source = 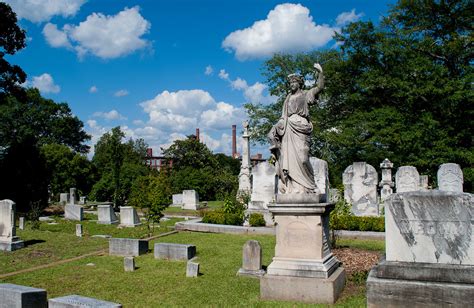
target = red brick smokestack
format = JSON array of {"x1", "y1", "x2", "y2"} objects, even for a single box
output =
[
  {"x1": 232, "y1": 124, "x2": 237, "y2": 158},
  {"x1": 146, "y1": 148, "x2": 153, "y2": 157},
  {"x1": 195, "y1": 128, "x2": 200, "y2": 141}
]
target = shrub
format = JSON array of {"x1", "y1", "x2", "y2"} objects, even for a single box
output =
[
  {"x1": 330, "y1": 200, "x2": 385, "y2": 232},
  {"x1": 249, "y1": 213, "x2": 266, "y2": 227},
  {"x1": 202, "y1": 209, "x2": 244, "y2": 226}
]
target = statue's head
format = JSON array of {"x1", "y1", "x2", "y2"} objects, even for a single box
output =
[{"x1": 287, "y1": 74, "x2": 304, "y2": 90}]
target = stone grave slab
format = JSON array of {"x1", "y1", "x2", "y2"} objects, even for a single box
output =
[
  {"x1": 182, "y1": 190, "x2": 199, "y2": 210},
  {"x1": 119, "y1": 206, "x2": 140, "y2": 227},
  {"x1": 0, "y1": 283, "x2": 47, "y2": 308},
  {"x1": 64, "y1": 204, "x2": 83, "y2": 221},
  {"x1": 97, "y1": 204, "x2": 118, "y2": 224},
  {"x1": 238, "y1": 240, "x2": 265, "y2": 277},
  {"x1": 0, "y1": 200, "x2": 24, "y2": 251},
  {"x1": 48, "y1": 295, "x2": 121, "y2": 308},
  {"x1": 395, "y1": 166, "x2": 420, "y2": 193},
  {"x1": 438, "y1": 163, "x2": 463, "y2": 192},
  {"x1": 154, "y1": 243, "x2": 196, "y2": 261},
  {"x1": 109, "y1": 238, "x2": 148, "y2": 257}
]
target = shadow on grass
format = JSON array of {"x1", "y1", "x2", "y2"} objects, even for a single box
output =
[{"x1": 24, "y1": 239, "x2": 46, "y2": 247}]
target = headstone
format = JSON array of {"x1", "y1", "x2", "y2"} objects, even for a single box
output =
[
  {"x1": 0, "y1": 200, "x2": 24, "y2": 251},
  {"x1": 419, "y1": 175, "x2": 429, "y2": 190},
  {"x1": 379, "y1": 158, "x2": 394, "y2": 201},
  {"x1": 171, "y1": 194, "x2": 183, "y2": 207},
  {"x1": 328, "y1": 189, "x2": 341, "y2": 203},
  {"x1": 119, "y1": 206, "x2": 141, "y2": 227},
  {"x1": 0, "y1": 283, "x2": 47, "y2": 308},
  {"x1": 367, "y1": 191, "x2": 474, "y2": 307},
  {"x1": 69, "y1": 188, "x2": 77, "y2": 205},
  {"x1": 124, "y1": 257, "x2": 135, "y2": 272},
  {"x1": 247, "y1": 161, "x2": 276, "y2": 225},
  {"x1": 238, "y1": 121, "x2": 252, "y2": 196},
  {"x1": 237, "y1": 240, "x2": 265, "y2": 277},
  {"x1": 75, "y1": 224, "x2": 82, "y2": 237},
  {"x1": 19, "y1": 217, "x2": 25, "y2": 230},
  {"x1": 109, "y1": 238, "x2": 148, "y2": 257},
  {"x1": 97, "y1": 204, "x2": 118, "y2": 224},
  {"x1": 343, "y1": 162, "x2": 379, "y2": 216},
  {"x1": 154, "y1": 243, "x2": 196, "y2": 261},
  {"x1": 64, "y1": 204, "x2": 83, "y2": 221},
  {"x1": 309, "y1": 157, "x2": 329, "y2": 202},
  {"x1": 48, "y1": 295, "x2": 122, "y2": 308},
  {"x1": 79, "y1": 196, "x2": 86, "y2": 205},
  {"x1": 59, "y1": 193, "x2": 69, "y2": 204},
  {"x1": 438, "y1": 163, "x2": 463, "y2": 192},
  {"x1": 186, "y1": 259, "x2": 199, "y2": 277},
  {"x1": 395, "y1": 166, "x2": 420, "y2": 193},
  {"x1": 182, "y1": 190, "x2": 199, "y2": 210}
]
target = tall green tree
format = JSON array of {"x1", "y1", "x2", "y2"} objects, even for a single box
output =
[{"x1": 246, "y1": 0, "x2": 473, "y2": 190}]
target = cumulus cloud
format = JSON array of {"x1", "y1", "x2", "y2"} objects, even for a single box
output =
[
  {"x1": 44, "y1": 6, "x2": 151, "y2": 59},
  {"x1": 222, "y1": 3, "x2": 337, "y2": 60},
  {"x1": 27, "y1": 73, "x2": 61, "y2": 93},
  {"x1": 4, "y1": 0, "x2": 86, "y2": 23},
  {"x1": 89, "y1": 85, "x2": 98, "y2": 93},
  {"x1": 114, "y1": 89, "x2": 129, "y2": 97},
  {"x1": 205, "y1": 65, "x2": 213, "y2": 76},
  {"x1": 92, "y1": 110, "x2": 127, "y2": 121},
  {"x1": 336, "y1": 9, "x2": 364, "y2": 26},
  {"x1": 218, "y1": 69, "x2": 229, "y2": 80}
]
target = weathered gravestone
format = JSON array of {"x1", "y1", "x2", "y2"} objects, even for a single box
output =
[
  {"x1": 64, "y1": 204, "x2": 83, "y2": 221},
  {"x1": 171, "y1": 194, "x2": 183, "y2": 207},
  {"x1": 75, "y1": 224, "x2": 82, "y2": 237},
  {"x1": 119, "y1": 206, "x2": 141, "y2": 227},
  {"x1": 69, "y1": 188, "x2": 77, "y2": 205},
  {"x1": 124, "y1": 257, "x2": 135, "y2": 272},
  {"x1": 379, "y1": 158, "x2": 394, "y2": 202},
  {"x1": 79, "y1": 196, "x2": 86, "y2": 205},
  {"x1": 247, "y1": 161, "x2": 276, "y2": 225},
  {"x1": 309, "y1": 157, "x2": 329, "y2": 202},
  {"x1": 0, "y1": 283, "x2": 47, "y2": 308},
  {"x1": 154, "y1": 243, "x2": 196, "y2": 261},
  {"x1": 343, "y1": 162, "x2": 379, "y2": 216},
  {"x1": 182, "y1": 190, "x2": 199, "y2": 210},
  {"x1": 59, "y1": 193, "x2": 69, "y2": 204},
  {"x1": 19, "y1": 217, "x2": 25, "y2": 230},
  {"x1": 97, "y1": 204, "x2": 118, "y2": 224},
  {"x1": 367, "y1": 190, "x2": 474, "y2": 307},
  {"x1": 419, "y1": 175, "x2": 429, "y2": 190},
  {"x1": 186, "y1": 258, "x2": 200, "y2": 277},
  {"x1": 237, "y1": 240, "x2": 265, "y2": 277},
  {"x1": 438, "y1": 163, "x2": 463, "y2": 192},
  {"x1": 395, "y1": 166, "x2": 420, "y2": 193},
  {"x1": 109, "y1": 238, "x2": 148, "y2": 257},
  {"x1": 0, "y1": 200, "x2": 24, "y2": 251},
  {"x1": 48, "y1": 295, "x2": 122, "y2": 308}
]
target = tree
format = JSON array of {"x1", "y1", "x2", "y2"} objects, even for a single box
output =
[
  {"x1": 0, "y1": 2, "x2": 26, "y2": 99},
  {"x1": 162, "y1": 135, "x2": 218, "y2": 171},
  {"x1": 246, "y1": 0, "x2": 473, "y2": 190}
]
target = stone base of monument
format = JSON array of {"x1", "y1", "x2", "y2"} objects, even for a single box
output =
[
  {"x1": 367, "y1": 260, "x2": 474, "y2": 307},
  {"x1": 0, "y1": 237, "x2": 24, "y2": 251},
  {"x1": 260, "y1": 194, "x2": 345, "y2": 304}
]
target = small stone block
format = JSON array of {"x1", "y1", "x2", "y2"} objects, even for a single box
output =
[
  {"x1": 19, "y1": 217, "x2": 25, "y2": 230},
  {"x1": 0, "y1": 283, "x2": 47, "y2": 308},
  {"x1": 124, "y1": 257, "x2": 135, "y2": 272},
  {"x1": 48, "y1": 295, "x2": 122, "y2": 308},
  {"x1": 75, "y1": 224, "x2": 82, "y2": 237},
  {"x1": 109, "y1": 238, "x2": 148, "y2": 257},
  {"x1": 64, "y1": 204, "x2": 83, "y2": 221},
  {"x1": 186, "y1": 260, "x2": 199, "y2": 277},
  {"x1": 97, "y1": 204, "x2": 118, "y2": 225},
  {"x1": 154, "y1": 243, "x2": 196, "y2": 260}
]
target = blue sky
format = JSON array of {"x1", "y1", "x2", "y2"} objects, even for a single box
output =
[{"x1": 5, "y1": 0, "x2": 395, "y2": 157}]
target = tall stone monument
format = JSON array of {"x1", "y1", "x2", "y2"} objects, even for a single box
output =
[
  {"x1": 343, "y1": 162, "x2": 379, "y2": 216},
  {"x1": 261, "y1": 64, "x2": 345, "y2": 304},
  {"x1": 247, "y1": 161, "x2": 276, "y2": 226},
  {"x1": 395, "y1": 166, "x2": 420, "y2": 193},
  {"x1": 237, "y1": 121, "x2": 252, "y2": 197},
  {"x1": 438, "y1": 163, "x2": 463, "y2": 192},
  {"x1": 0, "y1": 200, "x2": 24, "y2": 251},
  {"x1": 379, "y1": 158, "x2": 394, "y2": 202},
  {"x1": 367, "y1": 190, "x2": 474, "y2": 306}
]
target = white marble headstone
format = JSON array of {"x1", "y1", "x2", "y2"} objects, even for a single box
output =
[
  {"x1": 249, "y1": 161, "x2": 276, "y2": 210},
  {"x1": 438, "y1": 163, "x2": 463, "y2": 192},
  {"x1": 309, "y1": 157, "x2": 329, "y2": 202},
  {"x1": 343, "y1": 162, "x2": 379, "y2": 216},
  {"x1": 395, "y1": 166, "x2": 420, "y2": 193}
]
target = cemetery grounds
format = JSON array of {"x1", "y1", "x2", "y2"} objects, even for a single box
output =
[{"x1": 0, "y1": 209, "x2": 383, "y2": 307}]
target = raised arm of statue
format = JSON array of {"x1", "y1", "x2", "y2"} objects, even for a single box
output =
[{"x1": 307, "y1": 63, "x2": 324, "y2": 104}]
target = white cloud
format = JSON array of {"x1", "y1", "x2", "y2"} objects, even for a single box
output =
[
  {"x1": 205, "y1": 65, "x2": 213, "y2": 76},
  {"x1": 4, "y1": 0, "x2": 86, "y2": 23},
  {"x1": 222, "y1": 3, "x2": 337, "y2": 60},
  {"x1": 114, "y1": 89, "x2": 129, "y2": 97},
  {"x1": 89, "y1": 85, "x2": 98, "y2": 93},
  {"x1": 336, "y1": 9, "x2": 364, "y2": 26},
  {"x1": 218, "y1": 69, "x2": 229, "y2": 80},
  {"x1": 43, "y1": 23, "x2": 72, "y2": 48},
  {"x1": 44, "y1": 6, "x2": 151, "y2": 59},
  {"x1": 92, "y1": 110, "x2": 127, "y2": 121},
  {"x1": 201, "y1": 102, "x2": 246, "y2": 130},
  {"x1": 28, "y1": 73, "x2": 61, "y2": 93}
]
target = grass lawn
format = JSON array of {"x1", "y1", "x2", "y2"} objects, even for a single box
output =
[
  {"x1": 0, "y1": 229, "x2": 383, "y2": 307},
  {"x1": 0, "y1": 215, "x2": 181, "y2": 275}
]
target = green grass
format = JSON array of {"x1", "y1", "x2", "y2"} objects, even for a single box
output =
[
  {"x1": 336, "y1": 238, "x2": 385, "y2": 251},
  {"x1": 0, "y1": 217, "x2": 182, "y2": 275},
  {"x1": 163, "y1": 200, "x2": 223, "y2": 216},
  {"x1": 1, "y1": 231, "x2": 374, "y2": 307}
]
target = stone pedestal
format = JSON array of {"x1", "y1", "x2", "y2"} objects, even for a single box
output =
[
  {"x1": 119, "y1": 206, "x2": 141, "y2": 227},
  {"x1": 260, "y1": 194, "x2": 345, "y2": 304},
  {"x1": 64, "y1": 204, "x2": 83, "y2": 221},
  {"x1": 182, "y1": 190, "x2": 199, "y2": 210},
  {"x1": 97, "y1": 204, "x2": 118, "y2": 224},
  {"x1": 0, "y1": 200, "x2": 24, "y2": 252}
]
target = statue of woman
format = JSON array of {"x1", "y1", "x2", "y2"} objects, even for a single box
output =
[{"x1": 268, "y1": 63, "x2": 324, "y2": 194}]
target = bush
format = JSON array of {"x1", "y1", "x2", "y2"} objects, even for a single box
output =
[
  {"x1": 330, "y1": 200, "x2": 385, "y2": 232},
  {"x1": 249, "y1": 213, "x2": 266, "y2": 227},
  {"x1": 202, "y1": 209, "x2": 244, "y2": 226}
]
